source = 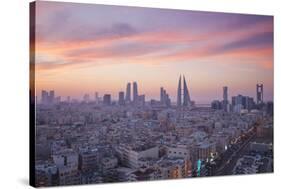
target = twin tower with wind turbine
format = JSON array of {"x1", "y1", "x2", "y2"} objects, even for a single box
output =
[{"x1": 177, "y1": 75, "x2": 193, "y2": 107}]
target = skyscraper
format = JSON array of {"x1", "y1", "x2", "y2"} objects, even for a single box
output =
[
  {"x1": 138, "y1": 94, "x2": 145, "y2": 106},
  {"x1": 232, "y1": 94, "x2": 254, "y2": 112},
  {"x1": 160, "y1": 87, "x2": 164, "y2": 103},
  {"x1": 183, "y1": 76, "x2": 191, "y2": 106},
  {"x1": 118, "y1": 91, "x2": 125, "y2": 105},
  {"x1": 177, "y1": 75, "x2": 191, "y2": 107},
  {"x1": 41, "y1": 90, "x2": 56, "y2": 105},
  {"x1": 160, "y1": 87, "x2": 171, "y2": 107},
  {"x1": 223, "y1": 86, "x2": 228, "y2": 102},
  {"x1": 256, "y1": 84, "x2": 263, "y2": 104},
  {"x1": 133, "y1": 82, "x2": 138, "y2": 103},
  {"x1": 41, "y1": 90, "x2": 48, "y2": 104},
  {"x1": 103, "y1": 94, "x2": 111, "y2": 105},
  {"x1": 222, "y1": 86, "x2": 229, "y2": 111},
  {"x1": 177, "y1": 75, "x2": 182, "y2": 107},
  {"x1": 125, "y1": 83, "x2": 131, "y2": 102},
  {"x1": 49, "y1": 90, "x2": 55, "y2": 104}
]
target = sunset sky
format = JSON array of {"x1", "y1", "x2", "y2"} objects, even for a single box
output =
[{"x1": 34, "y1": 1, "x2": 273, "y2": 103}]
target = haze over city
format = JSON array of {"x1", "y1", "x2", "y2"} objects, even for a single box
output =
[{"x1": 34, "y1": 1, "x2": 273, "y2": 103}]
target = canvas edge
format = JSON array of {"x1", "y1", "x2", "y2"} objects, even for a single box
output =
[{"x1": 29, "y1": 1, "x2": 36, "y2": 187}]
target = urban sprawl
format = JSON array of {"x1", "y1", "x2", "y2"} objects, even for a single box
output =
[{"x1": 35, "y1": 75, "x2": 273, "y2": 187}]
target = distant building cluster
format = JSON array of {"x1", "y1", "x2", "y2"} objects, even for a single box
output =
[
  {"x1": 211, "y1": 84, "x2": 273, "y2": 116},
  {"x1": 41, "y1": 90, "x2": 60, "y2": 105},
  {"x1": 34, "y1": 76, "x2": 273, "y2": 187},
  {"x1": 101, "y1": 81, "x2": 146, "y2": 107}
]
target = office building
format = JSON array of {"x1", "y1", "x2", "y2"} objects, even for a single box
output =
[
  {"x1": 256, "y1": 84, "x2": 263, "y2": 104},
  {"x1": 118, "y1": 91, "x2": 125, "y2": 106},
  {"x1": 125, "y1": 83, "x2": 131, "y2": 102},
  {"x1": 137, "y1": 94, "x2": 145, "y2": 106},
  {"x1": 222, "y1": 86, "x2": 229, "y2": 112},
  {"x1": 211, "y1": 100, "x2": 222, "y2": 110},
  {"x1": 49, "y1": 90, "x2": 55, "y2": 104},
  {"x1": 177, "y1": 75, "x2": 182, "y2": 107},
  {"x1": 223, "y1": 86, "x2": 228, "y2": 102},
  {"x1": 103, "y1": 94, "x2": 111, "y2": 106},
  {"x1": 41, "y1": 90, "x2": 55, "y2": 105},
  {"x1": 160, "y1": 87, "x2": 164, "y2": 103},
  {"x1": 160, "y1": 87, "x2": 171, "y2": 107},
  {"x1": 133, "y1": 82, "x2": 138, "y2": 103},
  {"x1": 232, "y1": 95, "x2": 255, "y2": 112},
  {"x1": 41, "y1": 90, "x2": 49, "y2": 104},
  {"x1": 177, "y1": 75, "x2": 191, "y2": 107},
  {"x1": 183, "y1": 76, "x2": 191, "y2": 106}
]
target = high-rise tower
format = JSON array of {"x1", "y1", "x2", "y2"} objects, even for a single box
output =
[
  {"x1": 49, "y1": 90, "x2": 55, "y2": 104},
  {"x1": 177, "y1": 75, "x2": 191, "y2": 107},
  {"x1": 125, "y1": 83, "x2": 131, "y2": 102},
  {"x1": 118, "y1": 91, "x2": 125, "y2": 105},
  {"x1": 160, "y1": 87, "x2": 171, "y2": 107},
  {"x1": 256, "y1": 84, "x2": 263, "y2": 104},
  {"x1": 41, "y1": 90, "x2": 48, "y2": 104},
  {"x1": 223, "y1": 86, "x2": 228, "y2": 102},
  {"x1": 222, "y1": 86, "x2": 229, "y2": 112},
  {"x1": 133, "y1": 82, "x2": 138, "y2": 102},
  {"x1": 160, "y1": 87, "x2": 164, "y2": 103},
  {"x1": 177, "y1": 75, "x2": 182, "y2": 107},
  {"x1": 183, "y1": 76, "x2": 191, "y2": 106},
  {"x1": 103, "y1": 94, "x2": 111, "y2": 105}
]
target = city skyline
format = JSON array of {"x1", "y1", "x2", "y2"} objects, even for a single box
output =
[
  {"x1": 38, "y1": 79, "x2": 270, "y2": 105},
  {"x1": 34, "y1": 1, "x2": 273, "y2": 103}
]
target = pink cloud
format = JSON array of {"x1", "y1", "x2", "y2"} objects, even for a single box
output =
[{"x1": 35, "y1": 18, "x2": 273, "y2": 71}]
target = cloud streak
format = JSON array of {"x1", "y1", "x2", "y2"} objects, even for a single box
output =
[
  {"x1": 35, "y1": 16, "x2": 273, "y2": 71},
  {"x1": 33, "y1": 1, "x2": 273, "y2": 102}
]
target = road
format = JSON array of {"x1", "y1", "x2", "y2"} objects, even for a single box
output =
[{"x1": 214, "y1": 133, "x2": 256, "y2": 176}]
